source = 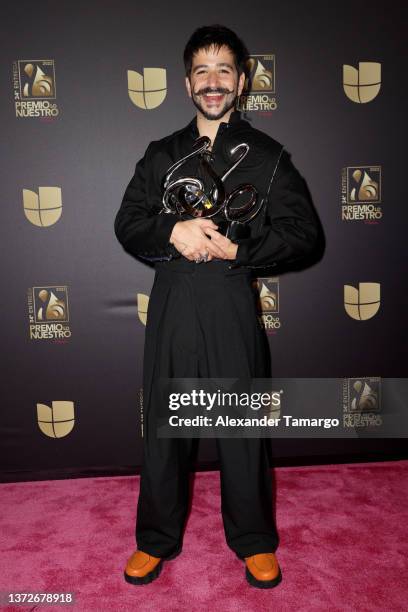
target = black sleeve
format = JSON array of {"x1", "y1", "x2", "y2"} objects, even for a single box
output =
[
  {"x1": 114, "y1": 143, "x2": 181, "y2": 261},
  {"x1": 235, "y1": 150, "x2": 319, "y2": 268}
]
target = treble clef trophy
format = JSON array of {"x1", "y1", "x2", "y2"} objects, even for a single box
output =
[{"x1": 160, "y1": 135, "x2": 263, "y2": 241}]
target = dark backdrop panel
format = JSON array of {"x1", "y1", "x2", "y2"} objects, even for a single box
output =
[{"x1": 1, "y1": 0, "x2": 407, "y2": 482}]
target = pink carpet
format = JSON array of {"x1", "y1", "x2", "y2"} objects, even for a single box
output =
[{"x1": 1, "y1": 460, "x2": 407, "y2": 611}]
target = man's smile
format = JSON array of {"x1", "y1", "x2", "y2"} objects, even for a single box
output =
[
  {"x1": 202, "y1": 92, "x2": 225, "y2": 105},
  {"x1": 194, "y1": 89, "x2": 232, "y2": 108}
]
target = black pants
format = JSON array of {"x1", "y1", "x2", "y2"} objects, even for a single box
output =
[{"x1": 135, "y1": 258, "x2": 279, "y2": 559}]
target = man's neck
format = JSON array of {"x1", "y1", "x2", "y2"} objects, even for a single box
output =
[{"x1": 196, "y1": 108, "x2": 235, "y2": 147}]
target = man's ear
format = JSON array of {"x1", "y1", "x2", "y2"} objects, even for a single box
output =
[
  {"x1": 237, "y1": 72, "x2": 246, "y2": 97},
  {"x1": 185, "y1": 76, "x2": 192, "y2": 98}
]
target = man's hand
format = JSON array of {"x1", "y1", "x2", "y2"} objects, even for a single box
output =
[
  {"x1": 203, "y1": 227, "x2": 238, "y2": 260},
  {"x1": 170, "y1": 219, "x2": 237, "y2": 262}
]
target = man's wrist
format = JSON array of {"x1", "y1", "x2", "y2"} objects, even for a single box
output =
[
  {"x1": 227, "y1": 242, "x2": 239, "y2": 260},
  {"x1": 169, "y1": 220, "x2": 182, "y2": 245}
]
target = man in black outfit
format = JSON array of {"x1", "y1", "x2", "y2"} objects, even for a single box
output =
[{"x1": 115, "y1": 24, "x2": 319, "y2": 588}]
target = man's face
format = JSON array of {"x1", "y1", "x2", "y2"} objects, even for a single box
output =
[{"x1": 185, "y1": 44, "x2": 245, "y2": 121}]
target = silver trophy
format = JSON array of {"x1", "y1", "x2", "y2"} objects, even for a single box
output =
[{"x1": 160, "y1": 135, "x2": 263, "y2": 240}]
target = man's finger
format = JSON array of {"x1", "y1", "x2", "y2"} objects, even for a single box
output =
[
  {"x1": 195, "y1": 218, "x2": 219, "y2": 228},
  {"x1": 204, "y1": 227, "x2": 231, "y2": 246},
  {"x1": 202, "y1": 238, "x2": 228, "y2": 259}
]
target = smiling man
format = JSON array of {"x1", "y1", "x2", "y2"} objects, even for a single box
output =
[{"x1": 115, "y1": 24, "x2": 320, "y2": 589}]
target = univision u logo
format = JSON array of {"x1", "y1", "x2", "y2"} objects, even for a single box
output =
[
  {"x1": 127, "y1": 67, "x2": 167, "y2": 109},
  {"x1": 343, "y1": 62, "x2": 381, "y2": 103}
]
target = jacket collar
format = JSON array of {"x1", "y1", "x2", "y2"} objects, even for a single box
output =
[{"x1": 188, "y1": 109, "x2": 243, "y2": 138}]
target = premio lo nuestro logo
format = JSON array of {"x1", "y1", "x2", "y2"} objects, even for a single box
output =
[
  {"x1": 341, "y1": 166, "x2": 382, "y2": 222},
  {"x1": 343, "y1": 377, "x2": 382, "y2": 428},
  {"x1": 13, "y1": 59, "x2": 59, "y2": 118},
  {"x1": 27, "y1": 286, "x2": 71, "y2": 340},
  {"x1": 252, "y1": 277, "x2": 281, "y2": 333},
  {"x1": 237, "y1": 55, "x2": 277, "y2": 113}
]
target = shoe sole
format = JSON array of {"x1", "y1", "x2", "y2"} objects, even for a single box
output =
[
  {"x1": 245, "y1": 565, "x2": 282, "y2": 589},
  {"x1": 124, "y1": 548, "x2": 182, "y2": 586}
]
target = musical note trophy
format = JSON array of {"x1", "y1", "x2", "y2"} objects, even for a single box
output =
[{"x1": 160, "y1": 136, "x2": 263, "y2": 242}]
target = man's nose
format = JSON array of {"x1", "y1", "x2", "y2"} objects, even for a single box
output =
[{"x1": 207, "y1": 70, "x2": 220, "y2": 88}]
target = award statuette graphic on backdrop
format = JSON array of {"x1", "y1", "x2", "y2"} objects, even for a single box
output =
[{"x1": 160, "y1": 136, "x2": 262, "y2": 241}]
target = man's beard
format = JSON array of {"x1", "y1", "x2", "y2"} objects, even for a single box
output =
[{"x1": 191, "y1": 86, "x2": 238, "y2": 121}]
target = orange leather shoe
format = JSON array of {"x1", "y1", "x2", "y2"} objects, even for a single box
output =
[
  {"x1": 124, "y1": 548, "x2": 180, "y2": 585},
  {"x1": 245, "y1": 553, "x2": 282, "y2": 589},
  {"x1": 124, "y1": 550, "x2": 163, "y2": 585}
]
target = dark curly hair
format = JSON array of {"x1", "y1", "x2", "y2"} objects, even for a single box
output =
[{"x1": 183, "y1": 24, "x2": 249, "y2": 78}]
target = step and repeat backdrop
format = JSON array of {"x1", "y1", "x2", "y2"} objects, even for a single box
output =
[{"x1": 1, "y1": 1, "x2": 407, "y2": 481}]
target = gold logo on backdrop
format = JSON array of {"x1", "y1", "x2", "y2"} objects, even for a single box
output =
[
  {"x1": 256, "y1": 279, "x2": 279, "y2": 313},
  {"x1": 36, "y1": 289, "x2": 67, "y2": 321},
  {"x1": 344, "y1": 283, "x2": 381, "y2": 320},
  {"x1": 127, "y1": 68, "x2": 167, "y2": 109},
  {"x1": 22, "y1": 63, "x2": 55, "y2": 98},
  {"x1": 237, "y1": 55, "x2": 277, "y2": 113},
  {"x1": 13, "y1": 59, "x2": 59, "y2": 118},
  {"x1": 349, "y1": 168, "x2": 379, "y2": 202},
  {"x1": 350, "y1": 379, "x2": 380, "y2": 412},
  {"x1": 343, "y1": 62, "x2": 381, "y2": 103},
  {"x1": 37, "y1": 401, "x2": 75, "y2": 438},
  {"x1": 28, "y1": 286, "x2": 71, "y2": 340},
  {"x1": 137, "y1": 293, "x2": 149, "y2": 325},
  {"x1": 341, "y1": 166, "x2": 382, "y2": 222},
  {"x1": 343, "y1": 378, "x2": 382, "y2": 428},
  {"x1": 252, "y1": 277, "x2": 281, "y2": 333},
  {"x1": 246, "y1": 57, "x2": 274, "y2": 91},
  {"x1": 23, "y1": 187, "x2": 62, "y2": 226}
]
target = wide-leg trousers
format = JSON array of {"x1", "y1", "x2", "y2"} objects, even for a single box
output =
[{"x1": 135, "y1": 258, "x2": 279, "y2": 559}]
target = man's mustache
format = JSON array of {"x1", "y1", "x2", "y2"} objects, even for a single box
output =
[{"x1": 194, "y1": 87, "x2": 235, "y2": 96}]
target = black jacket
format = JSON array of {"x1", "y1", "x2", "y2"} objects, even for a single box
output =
[{"x1": 114, "y1": 110, "x2": 319, "y2": 270}]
